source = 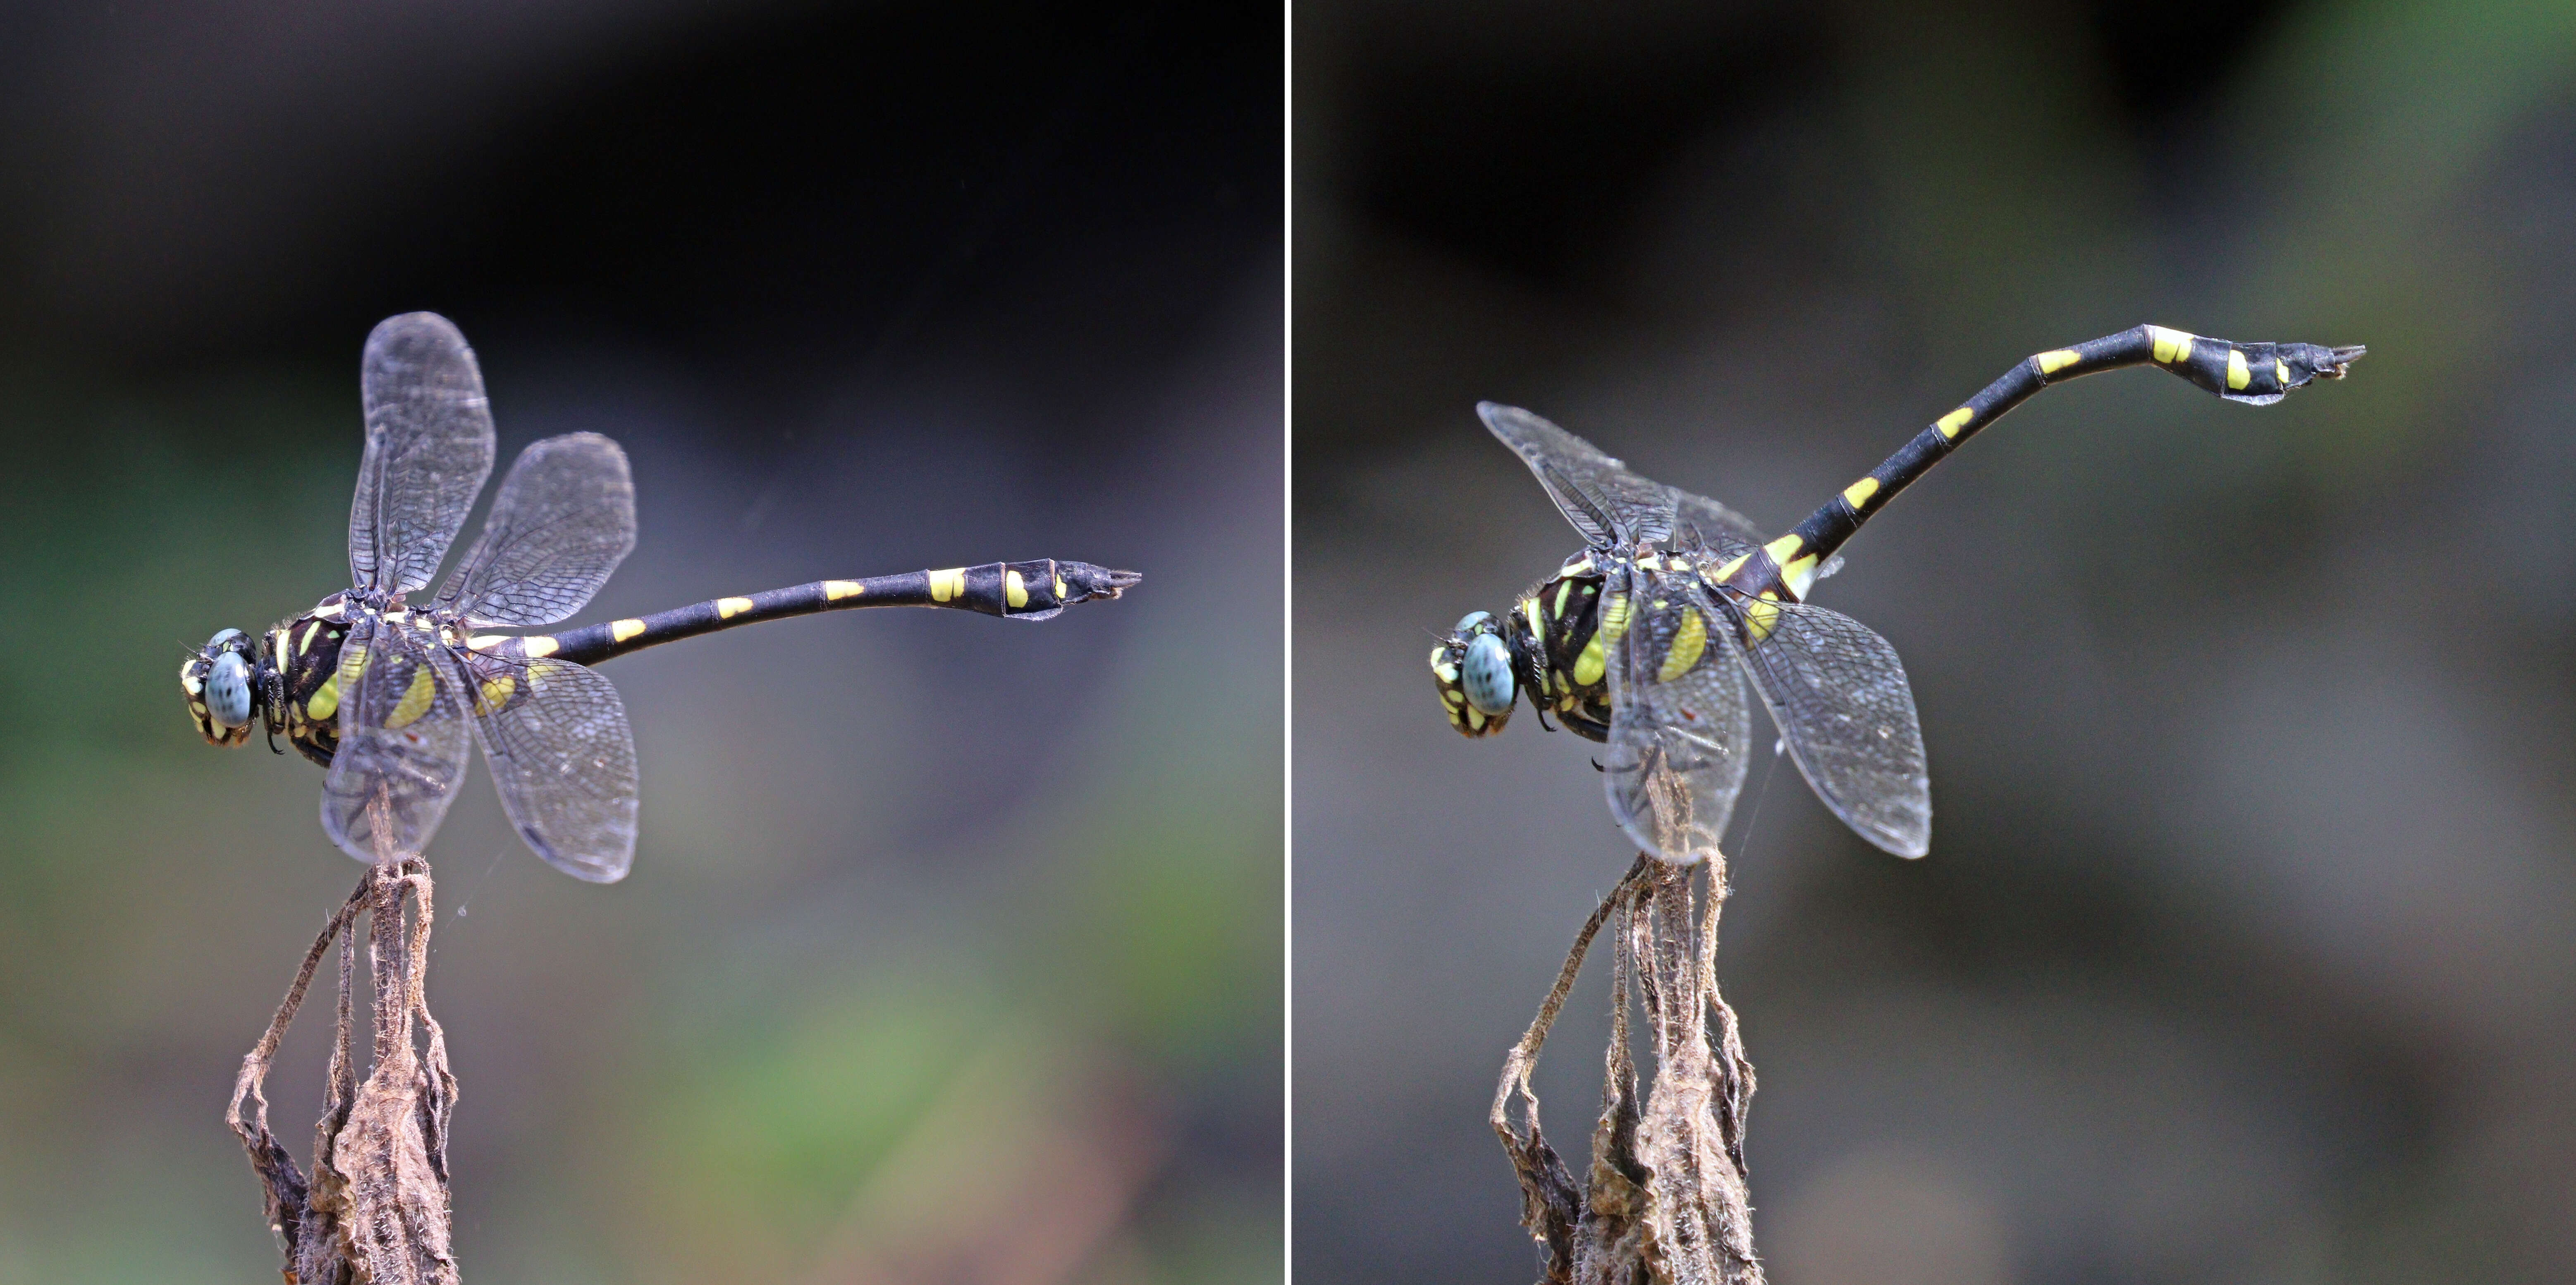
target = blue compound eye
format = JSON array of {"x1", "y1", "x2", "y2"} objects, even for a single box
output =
[
  {"x1": 1453, "y1": 610, "x2": 1494, "y2": 637},
  {"x1": 1461, "y1": 631, "x2": 1515, "y2": 715},
  {"x1": 207, "y1": 649, "x2": 253, "y2": 730}
]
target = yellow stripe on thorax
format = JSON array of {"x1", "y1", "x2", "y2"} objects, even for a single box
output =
[
  {"x1": 384, "y1": 666, "x2": 436, "y2": 730},
  {"x1": 308, "y1": 640, "x2": 370, "y2": 721},
  {"x1": 1599, "y1": 592, "x2": 1632, "y2": 642},
  {"x1": 1743, "y1": 591, "x2": 1783, "y2": 641},
  {"x1": 1656, "y1": 608, "x2": 1709, "y2": 682}
]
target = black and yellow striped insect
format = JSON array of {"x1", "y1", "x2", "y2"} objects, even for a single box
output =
[
  {"x1": 1429, "y1": 324, "x2": 2361, "y2": 861},
  {"x1": 180, "y1": 313, "x2": 1139, "y2": 882}
]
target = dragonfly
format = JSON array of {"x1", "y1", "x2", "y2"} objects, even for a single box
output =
[
  {"x1": 1429, "y1": 324, "x2": 2361, "y2": 861},
  {"x1": 180, "y1": 312, "x2": 1140, "y2": 882}
]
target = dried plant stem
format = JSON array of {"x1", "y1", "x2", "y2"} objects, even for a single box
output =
[
  {"x1": 227, "y1": 857, "x2": 460, "y2": 1284},
  {"x1": 1494, "y1": 854, "x2": 1761, "y2": 1285}
]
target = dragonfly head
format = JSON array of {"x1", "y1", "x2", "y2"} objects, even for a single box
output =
[
  {"x1": 181, "y1": 627, "x2": 260, "y2": 747},
  {"x1": 1431, "y1": 610, "x2": 1517, "y2": 738}
]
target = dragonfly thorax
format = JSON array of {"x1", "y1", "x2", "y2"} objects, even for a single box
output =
[
  {"x1": 1509, "y1": 559, "x2": 1613, "y2": 742},
  {"x1": 262, "y1": 608, "x2": 359, "y2": 767}
]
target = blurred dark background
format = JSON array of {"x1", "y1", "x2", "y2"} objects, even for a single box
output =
[
  {"x1": 0, "y1": 2, "x2": 1279, "y2": 1281},
  {"x1": 1295, "y1": 2, "x2": 2576, "y2": 1283}
]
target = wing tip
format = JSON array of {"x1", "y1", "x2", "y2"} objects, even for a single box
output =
[
  {"x1": 516, "y1": 819, "x2": 634, "y2": 880},
  {"x1": 534, "y1": 842, "x2": 633, "y2": 885},
  {"x1": 1870, "y1": 822, "x2": 1931, "y2": 859},
  {"x1": 367, "y1": 310, "x2": 468, "y2": 354}
]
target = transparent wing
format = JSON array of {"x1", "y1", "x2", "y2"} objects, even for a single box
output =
[
  {"x1": 320, "y1": 615, "x2": 475, "y2": 863},
  {"x1": 1601, "y1": 572, "x2": 1754, "y2": 863},
  {"x1": 435, "y1": 433, "x2": 637, "y2": 627},
  {"x1": 1478, "y1": 403, "x2": 1676, "y2": 549},
  {"x1": 1667, "y1": 487, "x2": 1766, "y2": 563},
  {"x1": 349, "y1": 313, "x2": 498, "y2": 594},
  {"x1": 465, "y1": 650, "x2": 638, "y2": 883},
  {"x1": 1731, "y1": 598, "x2": 1930, "y2": 857}
]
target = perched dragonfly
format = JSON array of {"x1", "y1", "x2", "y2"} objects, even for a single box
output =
[
  {"x1": 1430, "y1": 324, "x2": 2361, "y2": 861},
  {"x1": 181, "y1": 313, "x2": 1138, "y2": 882}
]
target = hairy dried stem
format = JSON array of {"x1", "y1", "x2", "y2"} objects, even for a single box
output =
[
  {"x1": 228, "y1": 858, "x2": 459, "y2": 1284},
  {"x1": 1494, "y1": 855, "x2": 1761, "y2": 1285}
]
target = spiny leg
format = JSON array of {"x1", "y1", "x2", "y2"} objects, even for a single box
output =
[{"x1": 1732, "y1": 325, "x2": 2363, "y2": 598}]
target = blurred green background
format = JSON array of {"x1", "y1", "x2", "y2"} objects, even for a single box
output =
[
  {"x1": 1296, "y1": 1, "x2": 2576, "y2": 1282},
  {"x1": 0, "y1": 3, "x2": 1279, "y2": 1282}
]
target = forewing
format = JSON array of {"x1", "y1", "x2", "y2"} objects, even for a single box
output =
[
  {"x1": 1667, "y1": 487, "x2": 1766, "y2": 563},
  {"x1": 436, "y1": 433, "x2": 638, "y2": 627},
  {"x1": 320, "y1": 616, "x2": 474, "y2": 863},
  {"x1": 1732, "y1": 598, "x2": 1930, "y2": 857},
  {"x1": 350, "y1": 313, "x2": 497, "y2": 594},
  {"x1": 1478, "y1": 403, "x2": 1676, "y2": 548},
  {"x1": 467, "y1": 651, "x2": 638, "y2": 883},
  {"x1": 1601, "y1": 572, "x2": 1754, "y2": 863}
]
